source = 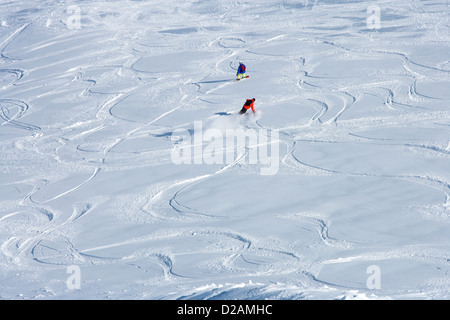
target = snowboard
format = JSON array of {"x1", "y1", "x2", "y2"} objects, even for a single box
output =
[{"x1": 235, "y1": 75, "x2": 249, "y2": 82}]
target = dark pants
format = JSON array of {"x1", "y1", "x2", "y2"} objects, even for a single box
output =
[{"x1": 239, "y1": 107, "x2": 247, "y2": 114}]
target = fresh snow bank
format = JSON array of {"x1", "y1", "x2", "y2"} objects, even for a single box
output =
[{"x1": 0, "y1": 0, "x2": 449, "y2": 299}]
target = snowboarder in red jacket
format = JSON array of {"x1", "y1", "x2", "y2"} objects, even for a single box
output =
[{"x1": 239, "y1": 98, "x2": 255, "y2": 114}]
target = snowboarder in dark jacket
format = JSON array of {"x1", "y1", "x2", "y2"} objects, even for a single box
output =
[{"x1": 239, "y1": 98, "x2": 255, "y2": 114}]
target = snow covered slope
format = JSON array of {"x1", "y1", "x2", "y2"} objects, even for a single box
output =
[{"x1": 0, "y1": 0, "x2": 449, "y2": 299}]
